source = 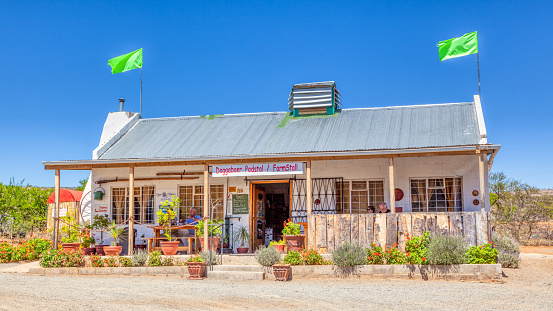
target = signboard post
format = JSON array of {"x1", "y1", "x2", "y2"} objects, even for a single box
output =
[{"x1": 232, "y1": 194, "x2": 249, "y2": 214}]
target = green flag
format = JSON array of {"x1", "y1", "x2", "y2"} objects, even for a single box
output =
[
  {"x1": 108, "y1": 48, "x2": 143, "y2": 74},
  {"x1": 438, "y1": 32, "x2": 478, "y2": 62}
]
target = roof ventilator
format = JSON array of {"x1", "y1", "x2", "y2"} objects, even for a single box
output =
[{"x1": 288, "y1": 81, "x2": 341, "y2": 116}]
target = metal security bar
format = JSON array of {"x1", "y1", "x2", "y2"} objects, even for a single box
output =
[{"x1": 291, "y1": 178, "x2": 343, "y2": 223}]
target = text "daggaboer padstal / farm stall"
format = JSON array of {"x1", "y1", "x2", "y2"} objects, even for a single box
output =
[{"x1": 212, "y1": 163, "x2": 304, "y2": 177}]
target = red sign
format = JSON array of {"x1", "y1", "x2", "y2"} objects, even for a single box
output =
[{"x1": 94, "y1": 206, "x2": 108, "y2": 213}]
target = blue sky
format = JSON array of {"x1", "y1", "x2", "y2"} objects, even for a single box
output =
[{"x1": 0, "y1": 1, "x2": 551, "y2": 188}]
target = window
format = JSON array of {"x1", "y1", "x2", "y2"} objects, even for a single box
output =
[
  {"x1": 410, "y1": 177, "x2": 463, "y2": 212},
  {"x1": 111, "y1": 186, "x2": 156, "y2": 224},
  {"x1": 336, "y1": 180, "x2": 384, "y2": 214},
  {"x1": 179, "y1": 185, "x2": 224, "y2": 220}
]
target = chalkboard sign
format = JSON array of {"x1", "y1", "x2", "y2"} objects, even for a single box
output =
[{"x1": 232, "y1": 194, "x2": 249, "y2": 214}]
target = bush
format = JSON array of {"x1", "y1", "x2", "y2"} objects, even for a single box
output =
[
  {"x1": 161, "y1": 256, "x2": 174, "y2": 266},
  {"x1": 466, "y1": 243, "x2": 498, "y2": 264},
  {"x1": 367, "y1": 244, "x2": 384, "y2": 264},
  {"x1": 0, "y1": 242, "x2": 15, "y2": 263},
  {"x1": 148, "y1": 251, "x2": 162, "y2": 266},
  {"x1": 332, "y1": 243, "x2": 367, "y2": 266},
  {"x1": 0, "y1": 239, "x2": 52, "y2": 263},
  {"x1": 492, "y1": 235, "x2": 520, "y2": 268},
  {"x1": 103, "y1": 256, "x2": 118, "y2": 267},
  {"x1": 119, "y1": 256, "x2": 132, "y2": 267},
  {"x1": 301, "y1": 249, "x2": 323, "y2": 265},
  {"x1": 40, "y1": 249, "x2": 84, "y2": 268},
  {"x1": 405, "y1": 232, "x2": 430, "y2": 264},
  {"x1": 200, "y1": 251, "x2": 221, "y2": 265},
  {"x1": 132, "y1": 249, "x2": 148, "y2": 267},
  {"x1": 90, "y1": 254, "x2": 104, "y2": 267},
  {"x1": 426, "y1": 233, "x2": 467, "y2": 265},
  {"x1": 385, "y1": 246, "x2": 407, "y2": 265},
  {"x1": 255, "y1": 246, "x2": 281, "y2": 266},
  {"x1": 283, "y1": 250, "x2": 303, "y2": 265}
]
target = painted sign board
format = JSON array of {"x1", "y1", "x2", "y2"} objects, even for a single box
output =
[
  {"x1": 232, "y1": 194, "x2": 249, "y2": 214},
  {"x1": 94, "y1": 206, "x2": 108, "y2": 213},
  {"x1": 212, "y1": 163, "x2": 304, "y2": 177}
]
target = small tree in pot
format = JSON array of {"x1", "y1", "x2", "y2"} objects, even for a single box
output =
[
  {"x1": 233, "y1": 225, "x2": 250, "y2": 254},
  {"x1": 282, "y1": 219, "x2": 304, "y2": 252},
  {"x1": 195, "y1": 218, "x2": 223, "y2": 252},
  {"x1": 103, "y1": 221, "x2": 126, "y2": 255},
  {"x1": 156, "y1": 195, "x2": 181, "y2": 255}
]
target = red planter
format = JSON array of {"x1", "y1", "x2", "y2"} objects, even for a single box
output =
[
  {"x1": 61, "y1": 243, "x2": 81, "y2": 251},
  {"x1": 82, "y1": 247, "x2": 96, "y2": 255},
  {"x1": 160, "y1": 241, "x2": 180, "y2": 255},
  {"x1": 103, "y1": 246, "x2": 122, "y2": 256},
  {"x1": 199, "y1": 236, "x2": 220, "y2": 252},
  {"x1": 273, "y1": 244, "x2": 285, "y2": 253},
  {"x1": 272, "y1": 264, "x2": 291, "y2": 281},
  {"x1": 236, "y1": 247, "x2": 249, "y2": 254},
  {"x1": 284, "y1": 235, "x2": 305, "y2": 252},
  {"x1": 95, "y1": 245, "x2": 105, "y2": 256},
  {"x1": 187, "y1": 262, "x2": 206, "y2": 280}
]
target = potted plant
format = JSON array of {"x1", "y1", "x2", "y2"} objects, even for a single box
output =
[
  {"x1": 272, "y1": 262, "x2": 291, "y2": 281},
  {"x1": 81, "y1": 236, "x2": 96, "y2": 255},
  {"x1": 156, "y1": 195, "x2": 181, "y2": 255},
  {"x1": 196, "y1": 218, "x2": 223, "y2": 252},
  {"x1": 269, "y1": 240, "x2": 286, "y2": 253},
  {"x1": 222, "y1": 235, "x2": 230, "y2": 249},
  {"x1": 60, "y1": 210, "x2": 82, "y2": 251},
  {"x1": 103, "y1": 220, "x2": 125, "y2": 255},
  {"x1": 233, "y1": 225, "x2": 250, "y2": 254},
  {"x1": 186, "y1": 255, "x2": 206, "y2": 280},
  {"x1": 282, "y1": 219, "x2": 304, "y2": 252},
  {"x1": 90, "y1": 214, "x2": 110, "y2": 256}
]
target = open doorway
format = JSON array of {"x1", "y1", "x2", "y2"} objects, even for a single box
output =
[{"x1": 250, "y1": 181, "x2": 291, "y2": 250}]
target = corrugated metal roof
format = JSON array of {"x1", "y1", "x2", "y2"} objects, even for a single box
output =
[{"x1": 99, "y1": 102, "x2": 482, "y2": 160}]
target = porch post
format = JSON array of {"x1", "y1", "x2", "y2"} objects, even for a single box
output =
[
  {"x1": 388, "y1": 158, "x2": 395, "y2": 213},
  {"x1": 128, "y1": 167, "x2": 134, "y2": 255},
  {"x1": 478, "y1": 153, "x2": 487, "y2": 212},
  {"x1": 203, "y1": 164, "x2": 209, "y2": 251},
  {"x1": 53, "y1": 169, "x2": 60, "y2": 249},
  {"x1": 306, "y1": 161, "x2": 312, "y2": 215}
]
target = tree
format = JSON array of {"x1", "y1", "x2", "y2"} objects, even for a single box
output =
[
  {"x1": 75, "y1": 178, "x2": 88, "y2": 192},
  {"x1": 490, "y1": 172, "x2": 553, "y2": 241}
]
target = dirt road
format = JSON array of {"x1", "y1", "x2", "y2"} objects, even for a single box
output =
[{"x1": 0, "y1": 251, "x2": 552, "y2": 311}]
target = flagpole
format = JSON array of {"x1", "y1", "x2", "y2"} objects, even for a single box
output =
[
  {"x1": 140, "y1": 67, "x2": 142, "y2": 116},
  {"x1": 477, "y1": 53, "x2": 481, "y2": 98}
]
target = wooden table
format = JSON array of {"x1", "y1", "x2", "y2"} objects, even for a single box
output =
[{"x1": 148, "y1": 225, "x2": 199, "y2": 254}]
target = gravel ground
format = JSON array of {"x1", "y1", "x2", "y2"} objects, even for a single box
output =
[{"x1": 0, "y1": 253, "x2": 552, "y2": 311}]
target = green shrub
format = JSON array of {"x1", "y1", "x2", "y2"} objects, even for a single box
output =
[
  {"x1": 148, "y1": 251, "x2": 162, "y2": 266},
  {"x1": 0, "y1": 242, "x2": 15, "y2": 263},
  {"x1": 283, "y1": 250, "x2": 303, "y2": 265},
  {"x1": 405, "y1": 232, "x2": 430, "y2": 264},
  {"x1": 200, "y1": 251, "x2": 221, "y2": 265},
  {"x1": 103, "y1": 256, "x2": 118, "y2": 267},
  {"x1": 492, "y1": 235, "x2": 520, "y2": 268},
  {"x1": 255, "y1": 246, "x2": 281, "y2": 266},
  {"x1": 301, "y1": 249, "x2": 323, "y2": 265},
  {"x1": 119, "y1": 256, "x2": 132, "y2": 267},
  {"x1": 385, "y1": 246, "x2": 407, "y2": 265},
  {"x1": 0, "y1": 239, "x2": 53, "y2": 263},
  {"x1": 132, "y1": 249, "x2": 148, "y2": 266},
  {"x1": 426, "y1": 233, "x2": 467, "y2": 265},
  {"x1": 40, "y1": 249, "x2": 84, "y2": 268},
  {"x1": 90, "y1": 254, "x2": 104, "y2": 267},
  {"x1": 268, "y1": 240, "x2": 285, "y2": 247},
  {"x1": 367, "y1": 244, "x2": 385, "y2": 264},
  {"x1": 161, "y1": 256, "x2": 174, "y2": 266},
  {"x1": 466, "y1": 243, "x2": 498, "y2": 264},
  {"x1": 332, "y1": 243, "x2": 367, "y2": 266}
]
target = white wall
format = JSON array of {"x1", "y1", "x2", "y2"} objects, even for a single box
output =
[{"x1": 89, "y1": 154, "x2": 489, "y2": 245}]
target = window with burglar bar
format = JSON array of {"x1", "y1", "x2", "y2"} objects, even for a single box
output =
[
  {"x1": 410, "y1": 177, "x2": 463, "y2": 212},
  {"x1": 336, "y1": 180, "x2": 384, "y2": 214},
  {"x1": 111, "y1": 186, "x2": 155, "y2": 224}
]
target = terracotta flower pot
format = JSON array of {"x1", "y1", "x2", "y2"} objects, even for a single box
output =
[
  {"x1": 187, "y1": 262, "x2": 206, "y2": 280},
  {"x1": 61, "y1": 243, "x2": 81, "y2": 251},
  {"x1": 272, "y1": 264, "x2": 291, "y2": 281},
  {"x1": 199, "y1": 236, "x2": 220, "y2": 252},
  {"x1": 103, "y1": 246, "x2": 122, "y2": 256},
  {"x1": 160, "y1": 241, "x2": 180, "y2": 255},
  {"x1": 95, "y1": 245, "x2": 105, "y2": 256},
  {"x1": 83, "y1": 247, "x2": 96, "y2": 255},
  {"x1": 273, "y1": 244, "x2": 285, "y2": 253},
  {"x1": 236, "y1": 247, "x2": 249, "y2": 254},
  {"x1": 284, "y1": 235, "x2": 305, "y2": 252}
]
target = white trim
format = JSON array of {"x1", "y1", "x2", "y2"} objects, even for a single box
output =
[{"x1": 473, "y1": 95, "x2": 487, "y2": 144}]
